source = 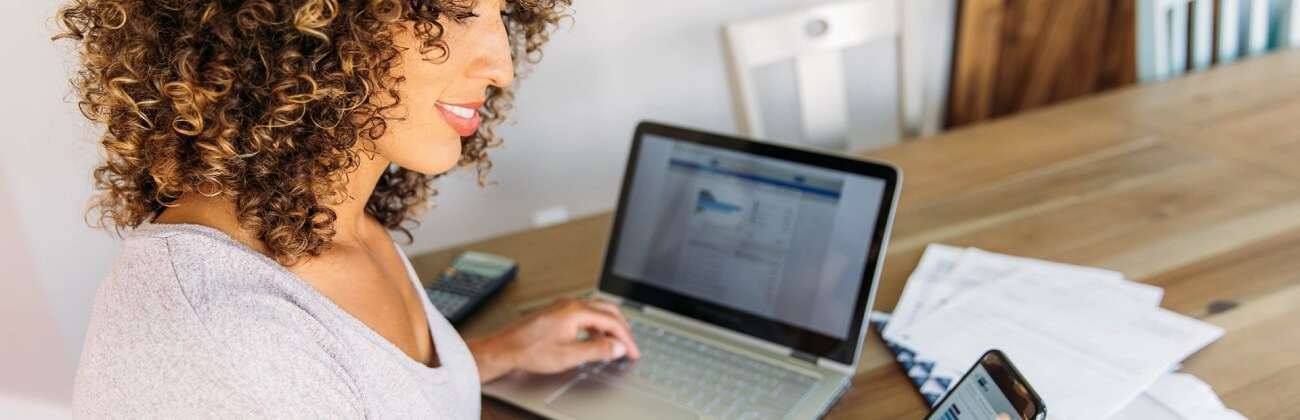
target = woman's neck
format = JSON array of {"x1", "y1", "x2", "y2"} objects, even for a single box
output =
[
  {"x1": 331, "y1": 150, "x2": 393, "y2": 243},
  {"x1": 154, "y1": 148, "x2": 393, "y2": 253}
]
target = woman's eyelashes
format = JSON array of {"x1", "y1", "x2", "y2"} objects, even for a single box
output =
[
  {"x1": 451, "y1": 1, "x2": 511, "y2": 24},
  {"x1": 451, "y1": 0, "x2": 482, "y2": 22}
]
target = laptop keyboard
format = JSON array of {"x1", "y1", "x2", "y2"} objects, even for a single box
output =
[{"x1": 576, "y1": 318, "x2": 821, "y2": 420}]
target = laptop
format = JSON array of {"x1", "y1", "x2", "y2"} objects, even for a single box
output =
[{"x1": 483, "y1": 121, "x2": 901, "y2": 420}]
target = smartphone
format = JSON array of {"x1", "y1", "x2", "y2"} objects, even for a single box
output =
[{"x1": 924, "y1": 350, "x2": 1046, "y2": 420}]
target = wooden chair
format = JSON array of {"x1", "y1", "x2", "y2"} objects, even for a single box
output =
[{"x1": 722, "y1": 0, "x2": 951, "y2": 151}]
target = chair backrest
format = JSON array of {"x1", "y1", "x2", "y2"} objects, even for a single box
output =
[
  {"x1": 901, "y1": 0, "x2": 955, "y2": 142},
  {"x1": 723, "y1": 0, "x2": 932, "y2": 151}
]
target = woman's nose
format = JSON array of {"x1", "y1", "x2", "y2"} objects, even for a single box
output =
[{"x1": 468, "y1": 16, "x2": 515, "y2": 89}]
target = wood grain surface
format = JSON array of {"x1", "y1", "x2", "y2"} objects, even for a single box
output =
[
  {"x1": 410, "y1": 49, "x2": 1300, "y2": 419},
  {"x1": 946, "y1": 0, "x2": 1137, "y2": 128}
]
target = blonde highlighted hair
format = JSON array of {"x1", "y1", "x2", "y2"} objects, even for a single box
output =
[{"x1": 55, "y1": 0, "x2": 569, "y2": 264}]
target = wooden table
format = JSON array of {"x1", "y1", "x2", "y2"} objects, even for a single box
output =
[{"x1": 410, "y1": 49, "x2": 1300, "y2": 419}]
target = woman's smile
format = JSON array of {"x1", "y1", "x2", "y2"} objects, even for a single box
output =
[{"x1": 436, "y1": 101, "x2": 483, "y2": 137}]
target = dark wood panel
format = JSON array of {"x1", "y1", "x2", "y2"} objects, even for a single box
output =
[
  {"x1": 1101, "y1": 0, "x2": 1138, "y2": 87},
  {"x1": 947, "y1": 0, "x2": 1006, "y2": 125},
  {"x1": 948, "y1": 0, "x2": 1137, "y2": 127}
]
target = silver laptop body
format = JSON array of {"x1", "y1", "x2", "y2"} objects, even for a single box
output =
[{"x1": 483, "y1": 122, "x2": 901, "y2": 420}]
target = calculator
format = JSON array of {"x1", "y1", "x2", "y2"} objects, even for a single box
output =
[{"x1": 424, "y1": 251, "x2": 518, "y2": 325}]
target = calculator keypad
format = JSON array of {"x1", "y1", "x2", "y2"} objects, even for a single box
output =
[
  {"x1": 426, "y1": 289, "x2": 471, "y2": 317},
  {"x1": 425, "y1": 268, "x2": 510, "y2": 321},
  {"x1": 437, "y1": 271, "x2": 496, "y2": 294}
]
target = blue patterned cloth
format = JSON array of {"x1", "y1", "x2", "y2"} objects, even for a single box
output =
[{"x1": 869, "y1": 312, "x2": 958, "y2": 406}]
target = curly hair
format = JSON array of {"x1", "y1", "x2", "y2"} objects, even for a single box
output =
[{"x1": 55, "y1": 0, "x2": 570, "y2": 264}]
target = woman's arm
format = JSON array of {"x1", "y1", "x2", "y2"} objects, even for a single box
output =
[
  {"x1": 466, "y1": 333, "x2": 517, "y2": 383},
  {"x1": 466, "y1": 298, "x2": 641, "y2": 383}
]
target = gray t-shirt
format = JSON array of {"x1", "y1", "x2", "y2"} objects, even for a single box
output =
[{"x1": 74, "y1": 223, "x2": 480, "y2": 419}]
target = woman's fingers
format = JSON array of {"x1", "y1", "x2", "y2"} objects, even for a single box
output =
[
  {"x1": 585, "y1": 301, "x2": 642, "y2": 359},
  {"x1": 586, "y1": 300, "x2": 630, "y2": 326},
  {"x1": 566, "y1": 304, "x2": 641, "y2": 359},
  {"x1": 560, "y1": 336, "x2": 628, "y2": 367}
]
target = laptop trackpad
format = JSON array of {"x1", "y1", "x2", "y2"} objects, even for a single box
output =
[{"x1": 547, "y1": 375, "x2": 699, "y2": 420}]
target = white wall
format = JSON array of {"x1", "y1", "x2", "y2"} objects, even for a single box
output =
[
  {"x1": 404, "y1": 0, "x2": 920, "y2": 253},
  {"x1": 0, "y1": 0, "x2": 115, "y2": 405},
  {"x1": 0, "y1": 0, "x2": 950, "y2": 395},
  {"x1": 0, "y1": 174, "x2": 73, "y2": 415},
  {"x1": 407, "y1": 0, "x2": 956, "y2": 255}
]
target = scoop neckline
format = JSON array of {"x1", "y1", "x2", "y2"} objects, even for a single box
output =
[{"x1": 134, "y1": 222, "x2": 454, "y2": 379}]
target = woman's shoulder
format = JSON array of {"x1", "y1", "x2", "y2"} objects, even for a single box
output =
[
  {"x1": 124, "y1": 221, "x2": 264, "y2": 261},
  {"x1": 76, "y1": 223, "x2": 365, "y2": 417},
  {"x1": 105, "y1": 223, "x2": 286, "y2": 308},
  {"x1": 102, "y1": 222, "x2": 337, "y2": 334},
  {"x1": 94, "y1": 222, "x2": 323, "y2": 342}
]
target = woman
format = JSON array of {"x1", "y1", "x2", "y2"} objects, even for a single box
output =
[{"x1": 57, "y1": 0, "x2": 640, "y2": 417}]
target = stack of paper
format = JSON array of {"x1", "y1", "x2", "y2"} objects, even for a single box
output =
[{"x1": 875, "y1": 244, "x2": 1242, "y2": 420}]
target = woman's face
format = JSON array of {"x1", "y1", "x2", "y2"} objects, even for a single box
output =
[{"x1": 379, "y1": 0, "x2": 515, "y2": 175}]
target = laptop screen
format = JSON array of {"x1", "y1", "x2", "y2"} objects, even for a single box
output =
[{"x1": 600, "y1": 122, "x2": 899, "y2": 365}]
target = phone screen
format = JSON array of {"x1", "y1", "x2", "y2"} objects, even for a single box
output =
[{"x1": 925, "y1": 350, "x2": 1043, "y2": 420}]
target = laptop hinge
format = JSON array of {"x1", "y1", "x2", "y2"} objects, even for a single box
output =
[
  {"x1": 790, "y1": 350, "x2": 819, "y2": 365},
  {"x1": 621, "y1": 300, "x2": 645, "y2": 312}
]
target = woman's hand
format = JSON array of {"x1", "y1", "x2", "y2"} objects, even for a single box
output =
[{"x1": 467, "y1": 298, "x2": 642, "y2": 383}]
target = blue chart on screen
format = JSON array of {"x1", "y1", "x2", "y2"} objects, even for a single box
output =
[{"x1": 695, "y1": 190, "x2": 742, "y2": 214}]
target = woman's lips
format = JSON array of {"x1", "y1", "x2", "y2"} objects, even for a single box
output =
[{"x1": 435, "y1": 101, "x2": 483, "y2": 137}]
